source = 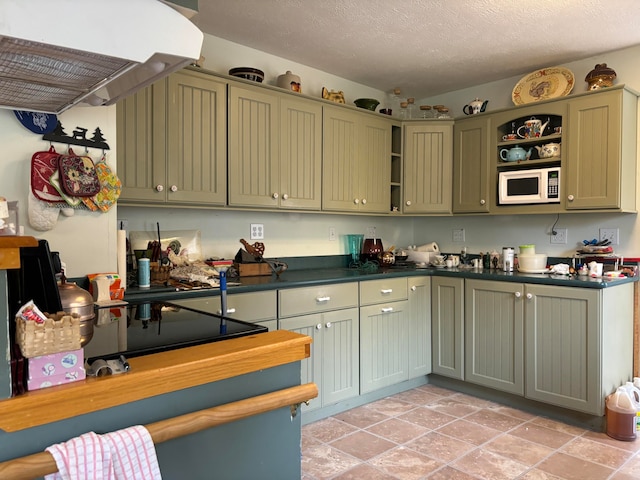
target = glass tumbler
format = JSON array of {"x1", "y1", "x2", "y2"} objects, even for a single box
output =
[{"x1": 345, "y1": 234, "x2": 364, "y2": 263}]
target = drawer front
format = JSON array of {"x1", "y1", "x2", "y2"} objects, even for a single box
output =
[
  {"x1": 359, "y1": 278, "x2": 408, "y2": 305},
  {"x1": 279, "y1": 282, "x2": 358, "y2": 317},
  {"x1": 173, "y1": 290, "x2": 277, "y2": 323}
]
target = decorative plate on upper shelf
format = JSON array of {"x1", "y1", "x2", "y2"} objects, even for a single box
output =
[{"x1": 512, "y1": 67, "x2": 575, "y2": 105}]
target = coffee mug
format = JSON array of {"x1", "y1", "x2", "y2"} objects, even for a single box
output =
[
  {"x1": 432, "y1": 254, "x2": 446, "y2": 265},
  {"x1": 445, "y1": 259, "x2": 453, "y2": 268},
  {"x1": 449, "y1": 255, "x2": 460, "y2": 266},
  {"x1": 554, "y1": 126, "x2": 562, "y2": 135}
]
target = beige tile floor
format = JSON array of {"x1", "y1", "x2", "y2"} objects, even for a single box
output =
[{"x1": 301, "y1": 385, "x2": 640, "y2": 480}]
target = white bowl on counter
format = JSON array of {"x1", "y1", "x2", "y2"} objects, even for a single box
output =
[{"x1": 518, "y1": 253, "x2": 548, "y2": 272}]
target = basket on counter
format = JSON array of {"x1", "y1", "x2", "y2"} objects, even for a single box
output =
[
  {"x1": 150, "y1": 264, "x2": 172, "y2": 285},
  {"x1": 15, "y1": 312, "x2": 81, "y2": 358}
]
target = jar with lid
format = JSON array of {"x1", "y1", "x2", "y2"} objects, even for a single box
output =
[
  {"x1": 436, "y1": 107, "x2": 451, "y2": 119},
  {"x1": 419, "y1": 105, "x2": 432, "y2": 119}
]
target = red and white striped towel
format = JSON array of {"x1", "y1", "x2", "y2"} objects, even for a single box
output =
[{"x1": 45, "y1": 426, "x2": 161, "y2": 480}]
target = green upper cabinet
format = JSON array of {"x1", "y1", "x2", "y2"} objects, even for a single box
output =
[
  {"x1": 228, "y1": 85, "x2": 322, "y2": 209},
  {"x1": 565, "y1": 87, "x2": 637, "y2": 211},
  {"x1": 322, "y1": 105, "x2": 391, "y2": 213},
  {"x1": 117, "y1": 69, "x2": 227, "y2": 205},
  {"x1": 403, "y1": 121, "x2": 453, "y2": 214},
  {"x1": 453, "y1": 116, "x2": 490, "y2": 213}
]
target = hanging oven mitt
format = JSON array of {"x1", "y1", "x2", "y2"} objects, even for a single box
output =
[
  {"x1": 57, "y1": 148, "x2": 101, "y2": 197},
  {"x1": 30, "y1": 146, "x2": 66, "y2": 204},
  {"x1": 82, "y1": 153, "x2": 122, "y2": 212}
]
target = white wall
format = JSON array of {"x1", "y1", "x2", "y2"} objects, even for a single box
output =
[{"x1": 0, "y1": 107, "x2": 117, "y2": 277}]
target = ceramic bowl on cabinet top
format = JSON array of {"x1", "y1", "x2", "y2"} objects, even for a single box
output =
[{"x1": 354, "y1": 98, "x2": 380, "y2": 111}]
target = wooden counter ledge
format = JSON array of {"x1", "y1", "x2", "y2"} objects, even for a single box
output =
[{"x1": 0, "y1": 330, "x2": 312, "y2": 432}]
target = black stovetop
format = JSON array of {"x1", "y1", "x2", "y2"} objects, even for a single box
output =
[{"x1": 86, "y1": 300, "x2": 267, "y2": 362}]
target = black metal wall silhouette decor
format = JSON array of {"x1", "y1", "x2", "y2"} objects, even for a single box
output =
[{"x1": 43, "y1": 121, "x2": 110, "y2": 150}]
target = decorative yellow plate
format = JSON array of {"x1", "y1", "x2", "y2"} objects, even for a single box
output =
[{"x1": 512, "y1": 67, "x2": 575, "y2": 105}]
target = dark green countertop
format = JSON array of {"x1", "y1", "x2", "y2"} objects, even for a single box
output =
[{"x1": 122, "y1": 255, "x2": 637, "y2": 303}]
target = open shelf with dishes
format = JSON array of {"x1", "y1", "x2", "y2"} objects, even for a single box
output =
[{"x1": 496, "y1": 114, "x2": 563, "y2": 167}]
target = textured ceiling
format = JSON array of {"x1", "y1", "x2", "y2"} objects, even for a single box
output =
[{"x1": 192, "y1": 0, "x2": 640, "y2": 98}]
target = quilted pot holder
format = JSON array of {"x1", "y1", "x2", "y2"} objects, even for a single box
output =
[
  {"x1": 58, "y1": 148, "x2": 101, "y2": 197},
  {"x1": 82, "y1": 155, "x2": 122, "y2": 212},
  {"x1": 30, "y1": 146, "x2": 65, "y2": 204}
]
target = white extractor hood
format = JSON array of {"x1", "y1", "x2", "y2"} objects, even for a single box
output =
[{"x1": 0, "y1": 0, "x2": 204, "y2": 114}]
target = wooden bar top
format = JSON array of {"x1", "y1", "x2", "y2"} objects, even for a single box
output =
[{"x1": 0, "y1": 330, "x2": 312, "y2": 432}]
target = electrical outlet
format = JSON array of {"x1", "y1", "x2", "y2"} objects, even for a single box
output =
[
  {"x1": 599, "y1": 228, "x2": 619, "y2": 245},
  {"x1": 366, "y1": 226, "x2": 376, "y2": 238},
  {"x1": 550, "y1": 228, "x2": 568, "y2": 244},
  {"x1": 329, "y1": 227, "x2": 336, "y2": 241},
  {"x1": 250, "y1": 223, "x2": 264, "y2": 240},
  {"x1": 452, "y1": 228, "x2": 465, "y2": 242}
]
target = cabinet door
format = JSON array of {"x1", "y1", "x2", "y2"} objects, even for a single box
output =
[
  {"x1": 279, "y1": 313, "x2": 323, "y2": 412},
  {"x1": 403, "y1": 123, "x2": 453, "y2": 214},
  {"x1": 166, "y1": 71, "x2": 227, "y2": 205},
  {"x1": 279, "y1": 96, "x2": 322, "y2": 209},
  {"x1": 280, "y1": 308, "x2": 359, "y2": 412},
  {"x1": 360, "y1": 300, "x2": 409, "y2": 393},
  {"x1": 524, "y1": 284, "x2": 600, "y2": 414},
  {"x1": 431, "y1": 277, "x2": 464, "y2": 379},
  {"x1": 322, "y1": 106, "x2": 360, "y2": 212},
  {"x1": 566, "y1": 90, "x2": 622, "y2": 209},
  {"x1": 321, "y1": 308, "x2": 360, "y2": 406},
  {"x1": 465, "y1": 280, "x2": 524, "y2": 395},
  {"x1": 359, "y1": 115, "x2": 391, "y2": 213},
  {"x1": 453, "y1": 116, "x2": 490, "y2": 213},
  {"x1": 228, "y1": 85, "x2": 279, "y2": 207},
  {"x1": 408, "y1": 276, "x2": 431, "y2": 378},
  {"x1": 117, "y1": 81, "x2": 166, "y2": 202}
]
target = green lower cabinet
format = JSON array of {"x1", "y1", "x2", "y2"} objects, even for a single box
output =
[
  {"x1": 431, "y1": 277, "x2": 465, "y2": 380},
  {"x1": 524, "y1": 283, "x2": 632, "y2": 415},
  {"x1": 280, "y1": 308, "x2": 359, "y2": 412},
  {"x1": 360, "y1": 300, "x2": 409, "y2": 394},
  {"x1": 465, "y1": 279, "x2": 524, "y2": 395},
  {"x1": 408, "y1": 276, "x2": 432, "y2": 378}
]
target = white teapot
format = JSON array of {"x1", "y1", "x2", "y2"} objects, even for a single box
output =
[
  {"x1": 462, "y1": 98, "x2": 488, "y2": 115},
  {"x1": 535, "y1": 142, "x2": 561, "y2": 159}
]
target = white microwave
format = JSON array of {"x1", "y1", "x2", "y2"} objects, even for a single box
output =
[{"x1": 498, "y1": 167, "x2": 561, "y2": 205}]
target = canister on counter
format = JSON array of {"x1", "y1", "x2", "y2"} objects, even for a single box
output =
[
  {"x1": 138, "y1": 258, "x2": 150, "y2": 288},
  {"x1": 502, "y1": 247, "x2": 515, "y2": 272}
]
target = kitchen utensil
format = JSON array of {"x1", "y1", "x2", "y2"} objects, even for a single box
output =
[
  {"x1": 345, "y1": 234, "x2": 364, "y2": 263},
  {"x1": 361, "y1": 238, "x2": 383, "y2": 262},
  {"x1": 535, "y1": 142, "x2": 561, "y2": 158},
  {"x1": 57, "y1": 274, "x2": 96, "y2": 346},
  {"x1": 57, "y1": 148, "x2": 101, "y2": 197},
  {"x1": 81, "y1": 153, "x2": 121, "y2": 212},
  {"x1": 229, "y1": 67, "x2": 264, "y2": 83},
  {"x1": 502, "y1": 247, "x2": 515, "y2": 272},
  {"x1": 354, "y1": 98, "x2": 380, "y2": 111},
  {"x1": 30, "y1": 146, "x2": 66, "y2": 204},
  {"x1": 585, "y1": 63, "x2": 616, "y2": 90},
  {"x1": 500, "y1": 145, "x2": 533, "y2": 162},
  {"x1": 277, "y1": 70, "x2": 301, "y2": 92},
  {"x1": 462, "y1": 98, "x2": 488, "y2": 115},
  {"x1": 517, "y1": 117, "x2": 550, "y2": 139},
  {"x1": 512, "y1": 67, "x2": 575, "y2": 105},
  {"x1": 518, "y1": 253, "x2": 548, "y2": 271}
]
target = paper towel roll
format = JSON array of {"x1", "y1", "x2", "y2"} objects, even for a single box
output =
[
  {"x1": 416, "y1": 242, "x2": 439, "y2": 252},
  {"x1": 117, "y1": 230, "x2": 127, "y2": 290}
]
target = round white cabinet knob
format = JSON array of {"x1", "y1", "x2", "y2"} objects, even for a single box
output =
[
  {"x1": 170, "y1": 185, "x2": 178, "y2": 192},
  {"x1": 155, "y1": 185, "x2": 164, "y2": 192},
  {"x1": 567, "y1": 195, "x2": 574, "y2": 201}
]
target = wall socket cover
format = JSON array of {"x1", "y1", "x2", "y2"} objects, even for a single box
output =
[
  {"x1": 550, "y1": 228, "x2": 567, "y2": 244},
  {"x1": 250, "y1": 223, "x2": 264, "y2": 240}
]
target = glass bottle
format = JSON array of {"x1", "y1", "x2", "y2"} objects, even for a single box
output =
[
  {"x1": 419, "y1": 105, "x2": 432, "y2": 118},
  {"x1": 407, "y1": 97, "x2": 415, "y2": 119},
  {"x1": 399, "y1": 101, "x2": 409, "y2": 119}
]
